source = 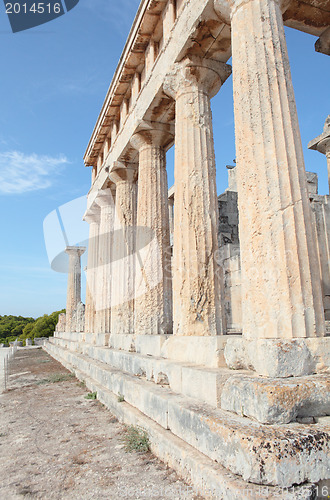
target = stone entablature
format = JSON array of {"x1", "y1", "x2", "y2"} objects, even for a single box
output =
[{"x1": 84, "y1": 0, "x2": 329, "y2": 193}]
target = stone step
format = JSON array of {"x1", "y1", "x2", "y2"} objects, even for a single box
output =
[
  {"x1": 49, "y1": 337, "x2": 236, "y2": 407},
  {"x1": 45, "y1": 341, "x2": 330, "y2": 489},
  {"x1": 44, "y1": 341, "x2": 317, "y2": 500},
  {"x1": 221, "y1": 373, "x2": 330, "y2": 424}
]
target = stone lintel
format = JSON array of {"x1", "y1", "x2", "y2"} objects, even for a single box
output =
[
  {"x1": 221, "y1": 373, "x2": 330, "y2": 424},
  {"x1": 224, "y1": 337, "x2": 330, "y2": 377}
]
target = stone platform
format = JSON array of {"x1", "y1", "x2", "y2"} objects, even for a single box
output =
[{"x1": 45, "y1": 334, "x2": 330, "y2": 498}]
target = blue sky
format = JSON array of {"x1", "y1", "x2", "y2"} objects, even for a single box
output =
[{"x1": 0, "y1": 0, "x2": 328, "y2": 318}]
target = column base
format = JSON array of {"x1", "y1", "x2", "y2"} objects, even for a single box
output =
[{"x1": 224, "y1": 337, "x2": 330, "y2": 378}]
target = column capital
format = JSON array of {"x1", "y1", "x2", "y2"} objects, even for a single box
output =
[
  {"x1": 163, "y1": 55, "x2": 231, "y2": 99},
  {"x1": 214, "y1": 0, "x2": 289, "y2": 21},
  {"x1": 130, "y1": 124, "x2": 173, "y2": 151},
  {"x1": 65, "y1": 246, "x2": 86, "y2": 258},
  {"x1": 109, "y1": 162, "x2": 138, "y2": 185},
  {"x1": 308, "y1": 115, "x2": 330, "y2": 156},
  {"x1": 94, "y1": 187, "x2": 115, "y2": 208},
  {"x1": 83, "y1": 205, "x2": 101, "y2": 224}
]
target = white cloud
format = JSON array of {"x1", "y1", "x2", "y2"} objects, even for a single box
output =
[{"x1": 0, "y1": 151, "x2": 68, "y2": 194}]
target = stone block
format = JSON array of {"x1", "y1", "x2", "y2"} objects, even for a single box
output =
[
  {"x1": 135, "y1": 334, "x2": 170, "y2": 357},
  {"x1": 92, "y1": 333, "x2": 109, "y2": 346},
  {"x1": 109, "y1": 333, "x2": 136, "y2": 352},
  {"x1": 224, "y1": 337, "x2": 330, "y2": 377},
  {"x1": 221, "y1": 374, "x2": 330, "y2": 424},
  {"x1": 181, "y1": 365, "x2": 233, "y2": 407},
  {"x1": 161, "y1": 335, "x2": 232, "y2": 368}
]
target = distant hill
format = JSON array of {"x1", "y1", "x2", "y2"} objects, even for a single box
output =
[{"x1": 0, "y1": 310, "x2": 65, "y2": 345}]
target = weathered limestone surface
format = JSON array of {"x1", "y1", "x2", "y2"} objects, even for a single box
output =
[
  {"x1": 310, "y1": 194, "x2": 330, "y2": 321},
  {"x1": 109, "y1": 164, "x2": 137, "y2": 335},
  {"x1": 164, "y1": 56, "x2": 231, "y2": 336},
  {"x1": 45, "y1": 342, "x2": 319, "y2": 500},
  {"x1": 71, "y1": 301, "x2": 85, "y2": 333},
  {"x1": 55, "y1": 313, "x2": 66, "y2": 333},
  {"x1": 229, "y1": 0, "x2": 325, "y2": 347},
  {"x1": 131, "y1": 127, "x2": 173, "y2": 335},
  {"x1": 84, "y1": 207, "x2": 100, "y2": 333},
  {"x1": 65, "y1": 246, "x2": 85, "y2": 333},
  {"x1": 225, "y1": 336, "x2": 330, "y2": 377},
  {"x1": 45, "y1": 338, "x2": 330, "y2": 488},
  {"x1": 94, "y1": 188, "x2": 115, "y2": 334},
  {"x1": 315, "y1": 27, "x2": 330, "y2": 56},
  {"x1": 308, "y1": 116, "x2": 330, "y2": 193},
  {"x1": 221, "y1": 373, "x2": 330, "y2": 424},
  {"x1": 51, "y1": 0, "x2": 330, "y2": 495}
]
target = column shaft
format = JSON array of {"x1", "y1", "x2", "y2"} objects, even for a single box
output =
[
  {"x1": 84, "y1": 213, "x2": 100, "y2": 333},
  {"x1": 110, "y1": 166, "x2": 137, "y2": 335},
  {"x1": 132, "y1": 131, "x2": 173, "y2": 335},
  {"x1": 230, "y1": 0, "x2": 325, "y2": 339},
  {"x1": 65, "y1": 246, "x2": 85, "y2": 332},
  {"x1": 164, "y1": 56, "x2": 231, "y2": 336},
  {"x1": 326, "y1": 152, "x2": 330, "y2": 195},
  {"x1": 95, "y1": 190, "x2": 115, "y2": 333}
]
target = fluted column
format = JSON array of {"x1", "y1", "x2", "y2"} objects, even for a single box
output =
[
  {"x1": 308, "y1": 115, "x2": 330, "y2": 195},
  {"x1": 164, "y1": 56, "x2": 231, "y2": 336},
  {"x1": 65, "y1": 246, "x2": 85, "y2": 332},
  {"x1": 130, "y1": 128, "x2": 173, "y2": 335},
  {"x1": 94, "y1": 187, "x2": 116, "y2": 333},
  {"x1": 228, "y1": 0, "x2": 325, "y2": 341},
  {"x1": 83, "y1": 207, "x2": 100, "y2": 333},
  {"x1": 109, "y1": 164, "x2": 138, "y2": 335}
]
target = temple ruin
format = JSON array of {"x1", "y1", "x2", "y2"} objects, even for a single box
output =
[{"x1": 46, "y1": 0, "x2": 330, "y2": 497}]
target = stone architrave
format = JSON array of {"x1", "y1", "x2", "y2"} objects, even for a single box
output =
[
  {"x1": 308, "y1": 115, "x2": 330, "y2": 194},
  {"x1": 223, "y1": 0, "x2": 325, "y2": 376},
  {"x1": 164, "y1": 56, "x2": 231, "y2": 336},
  {"x1": 65, "y1": 246, "x2": 85, "y2": 332},
  {"x1": 83, "y1": 206, "x2": 100, "y2": 333},
  {"x1": 109, "y1": 164, "x2": 138, "y2": 335},
  {"x1": 130, "y1": 126, "x2": 173, "y2": 335},
  {"x1": 94, "y1": 187, "x2": 116, "y2": 333}
]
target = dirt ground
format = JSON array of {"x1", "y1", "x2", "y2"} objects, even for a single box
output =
[{"x1": 0, "y1": 348, "x2": 202, "y2": 500}]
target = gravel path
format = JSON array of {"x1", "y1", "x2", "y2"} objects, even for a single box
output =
[{"x1": 0, "y1": 348, "x2": 201, "y2": 500}]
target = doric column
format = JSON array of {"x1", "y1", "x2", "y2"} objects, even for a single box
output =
[
  {"x1": 308, "y1": 115, "x2": 330, "y2": 195},
  {"x1": 109, "y1": 164, "x2": 138, "y2": 335},
  {"x1": 94, "y1": 187, "x2": 116, "y2": 334},
  {"x1": 83, "y1": 206, "x2": 100, "y2": 333},
  {"x1": 164, "y1": 55, "x2": 231, "y2": 336},
  {"x1": 168, "y1": 195, "x2": 174, "y2": 237},
  {"x1": 130, "y1": 127, "x2": 173, "y2": 335},
  {"x1": 228, "y1": 0, "x2": 325, "y2": 341},
  {"x1": 221, "y1": 0, "x2": 326, "y2": 378},
  {"x1": 65, "y1": 246, "x2": 85, "y2": 332}
]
